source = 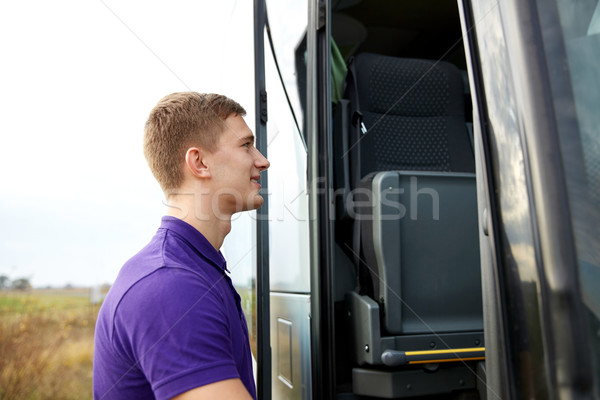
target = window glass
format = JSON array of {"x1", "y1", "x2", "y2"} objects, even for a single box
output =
[
  {"x1": 264, "y1": 0, "x2": 311, "y2": 293},
  {"x1": 542, "y1": 0, "x2": 600, "y2": 390},
  {"x1": 265, "y1": 0, "x2": 308, "y2": 137}
]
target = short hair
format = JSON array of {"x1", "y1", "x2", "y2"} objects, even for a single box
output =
[{"x1": 143, "y1": 92, "x2": 246, "y2": 192}]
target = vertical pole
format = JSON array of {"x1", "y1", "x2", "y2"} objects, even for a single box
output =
[
  {"x1": 254, "y1": 1, "x2": 271, "y2": 399},
  {"x1": 307, "y1": 0, "x2": 335, "y2": 398}
]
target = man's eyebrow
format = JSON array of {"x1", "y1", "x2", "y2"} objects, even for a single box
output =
[{"x1": 239, "y1": 135, "x2": 255, "y2": 144}]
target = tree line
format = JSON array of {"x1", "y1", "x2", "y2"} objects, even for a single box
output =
[{"x1": 0, "y1": 275, "x2": 32, "y2": 291}]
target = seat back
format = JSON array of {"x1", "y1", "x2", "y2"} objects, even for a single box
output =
[{"x1": 346, "y1": 53, "x2": 474, "y2": 180}]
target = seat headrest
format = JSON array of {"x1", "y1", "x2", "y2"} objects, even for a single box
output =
[{"x1": 351, "y1": 53, "x2": 465, "y2": 118}]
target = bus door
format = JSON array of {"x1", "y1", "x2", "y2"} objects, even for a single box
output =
[
  {"x1": 465, "y1": 0, "x2": 600, "y2": 397},
  {"x1": 258, "y1": 0, "x2": 313, "y2": 399}
]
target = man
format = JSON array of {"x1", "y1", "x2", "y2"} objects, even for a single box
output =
[{"x1": 93, "y1": 92, "x2": 269, "y2": 400}]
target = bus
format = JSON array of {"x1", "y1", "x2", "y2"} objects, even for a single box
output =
[{"x1": 217, "y1": 0, "x2": 600, "y2": 398}]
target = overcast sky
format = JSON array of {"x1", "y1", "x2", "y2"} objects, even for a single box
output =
[{"x1": 0, "y1": 0, "x2": 252, "y2": 287}]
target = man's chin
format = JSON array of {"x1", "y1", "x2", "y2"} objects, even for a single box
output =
[
  {"x1": 247, "y1": 195, "x2": 264, "y2": 211},
  {"x1": 233, "y1": 195, "x2": 264, "y2": 213}
]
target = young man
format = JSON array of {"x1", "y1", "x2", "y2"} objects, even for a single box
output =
[{"x1": 93, "y1": 92, "x2": 269, "y2": 400}]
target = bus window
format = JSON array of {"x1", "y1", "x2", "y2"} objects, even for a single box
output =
[
  {"x1": 263, "y1": 1, "x2": 312, "y2": 398},
  {"x1": 264, "y1": 0, "x2": 307, "y2": 139},
  {"x1": 541, "y1": 0, "x2": 600, "y2": 391},
  {"x1": 263, "y1": 0, "x2": 310, "y2": 294}
]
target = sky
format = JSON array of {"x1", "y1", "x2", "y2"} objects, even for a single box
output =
[{"x1": 0, "y1": 0, "x2": 251, "y2": 287}]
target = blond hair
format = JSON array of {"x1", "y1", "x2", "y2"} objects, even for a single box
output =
[{"x1": 143, "y1": 92, "x2": 246, "y2": 192}]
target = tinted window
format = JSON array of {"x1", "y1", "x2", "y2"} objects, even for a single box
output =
[{"x1": 541, "y1": 0, "x2": 600, "y2": 391}]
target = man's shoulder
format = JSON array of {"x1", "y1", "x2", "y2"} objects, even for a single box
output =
[
  {"x1": 109, "y1": 227, "x2": 219, "y2": 300},
  {"x1": 127, "y1": 264, "x2": 217, "y2": 301},
  {"x1": 98, "y1": 229, "x2": 223, "y2": 331},
  {"x1": 107, "y1": 261, "x2": 221, "y2": 317},
  {"x1": 98, "y1": 262, "x2": 226, "y2": 345}
]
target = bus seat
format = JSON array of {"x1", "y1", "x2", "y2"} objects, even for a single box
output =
[
  {"x1": 355, "y1": 171, "x2": 481, "y2": 335},
  {"x1": 344, "y1": 53, "x2": 474, "y2": 180},
  {"x1": 337, "y1": 53, "x2": 483, "y2": 380}
]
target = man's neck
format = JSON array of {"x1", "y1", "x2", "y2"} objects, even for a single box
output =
[{"x1": 165, "y1": 194, "x2": 232, "y2": 250}]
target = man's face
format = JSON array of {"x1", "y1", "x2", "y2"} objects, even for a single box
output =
[{"x1": 206, "y1": 114, "x2": 270, "y2": 216}]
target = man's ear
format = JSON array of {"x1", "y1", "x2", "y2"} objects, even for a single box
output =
[{"x1": 184, "y1": 147, "x2": 210, "y2": 179}]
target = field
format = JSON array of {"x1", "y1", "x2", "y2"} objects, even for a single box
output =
[{"x1": 0, "y1": 289, "x2": 99, "y2": 400}]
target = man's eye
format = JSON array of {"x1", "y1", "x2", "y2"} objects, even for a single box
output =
[{"x1": 243, "y1": 143, "x2": 250, "y2": 148}]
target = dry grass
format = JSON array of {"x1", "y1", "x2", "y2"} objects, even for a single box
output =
[{"x1": 0, "y1": 289, "x2": 99, "y2": 400}]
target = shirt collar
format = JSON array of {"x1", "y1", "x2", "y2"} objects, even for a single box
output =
[{"x1": 159, "y1": 216, "x2": 228, "y2": 272}]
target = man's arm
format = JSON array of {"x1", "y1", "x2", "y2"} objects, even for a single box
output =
[{"x1": 170, "y1": 378, "x2": 253, "y2": 400}]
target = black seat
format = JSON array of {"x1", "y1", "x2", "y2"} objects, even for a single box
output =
[
  {"x1": 335, "y1": 53, "x2": 484, "y2": 398},
  {"x1": 345, "y1": 53, "x2": 474, "y2": 176}
]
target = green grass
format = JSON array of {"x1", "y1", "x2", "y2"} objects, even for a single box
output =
[{"x1": 0, "y1": 289, "x2": 99, "y2": 400}]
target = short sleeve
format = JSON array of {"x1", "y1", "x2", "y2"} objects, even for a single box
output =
[{"x1": 112, "y1": 267, "x2": 240, "y2": 400}]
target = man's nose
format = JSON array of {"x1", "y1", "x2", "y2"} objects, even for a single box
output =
[{"x1": 255, "y1": 150, "x2": 270, "y2": 170}]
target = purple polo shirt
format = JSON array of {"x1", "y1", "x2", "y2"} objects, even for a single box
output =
[{"x1": 93, "y1": 216, "x2": 256, "y2": 400}]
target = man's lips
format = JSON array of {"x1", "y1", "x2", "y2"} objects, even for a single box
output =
[{"x1": 251, "y1": 176, "x2": 261, "y2": 188}]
